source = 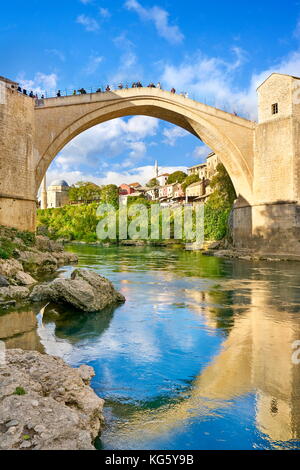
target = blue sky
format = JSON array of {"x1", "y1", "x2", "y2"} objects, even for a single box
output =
[{"x1": 2, "y1": 0, "x2": 300, "y2": 187}]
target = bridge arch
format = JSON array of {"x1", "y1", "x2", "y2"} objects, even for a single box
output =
[{"x1": 34, "y1": 89, "x2": 255, "y2": 202}]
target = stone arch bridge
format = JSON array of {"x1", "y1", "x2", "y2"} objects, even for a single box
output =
[{"x1": 1, "y1": 73, "x2": 300, "y2": 254}]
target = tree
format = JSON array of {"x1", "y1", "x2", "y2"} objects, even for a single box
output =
[
  {"x1": 69, "y1": 182, "x2": 102, "y2": 203},
  {"x1": 207, "y1": 164, "x2": 237, "y2": 209},
  {"x1": 101, "y1": 184, "x2": 119, "y2": 209},
  {"x1": 146, "y1": 178, "x2": 158, "y2": 188},
  {"x1": 167, "y1": 171, "x2": 187, "y2": 184},
  {"x1": 182, "y1": 174, "x2": 200, "y2": 191},
  {"x1": 204, "y1": 164, "x2": 237, "y2": 241}
]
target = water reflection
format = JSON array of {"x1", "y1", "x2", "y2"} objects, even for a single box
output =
[{"x1": 2, "y1": 245, "x2": 300, "y2": 449}]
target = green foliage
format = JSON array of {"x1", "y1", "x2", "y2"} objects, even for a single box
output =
[
  {"x1": 0, "y1": 226, "x2": 36, "y2": 259},
  {"x1": 101, "y1": 184, "x2": 119, "y2": 209},
  {"x1": 204, "y1": 203, "x2": 231, "y2": 240},
  {"x1": 167, "y1": 171, "x2": 187, "y2": 184},
  {"x1": 182, "y1": 174, "x2": 200, "y2": 191},
  {"x1": 204, "y1": 164, "x2": 236, "y2": 240},
  {"x1": 37, "y1": 203, "x2": 100, "y2": 242},
  {"x1": 127, "y1": 195, "x2": 150, "y2": 207},
  {"x1": 146, "y1": 178, "x2": 158, "y2": 188},
  {"x1": 0, "y1": 248, "x2": 9, "y2": 259},
  {"x1": 68, "y1": 181, "x2": 102, "y2": 203},
  {"x1": 14, "y1": 387, "x2": 26, "y2": 395},
  {"x1": 22, "y1": 435, "x2": 31, "y2": 440},
  {"x1": 208, "y1": 163, "x2": 237, "y2": 209}
]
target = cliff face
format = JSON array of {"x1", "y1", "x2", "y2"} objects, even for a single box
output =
[{"x1": 0, "y1": 349, "x2": 104, "y2": 450}]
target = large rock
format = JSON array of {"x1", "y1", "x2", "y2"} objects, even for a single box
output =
[
  {"x1": 0, "y1": 349, "x2": 104, "y2": 450},
  {"x1": 14, "y1": 271, "x2": 36, "y2": 286},
  {"x1": 0, "y1": 259, "x2": 23, "y2": 278},
  {"x1": 35, "y1": 236, "x2": 64, "y2": 253},
  {"x1": 0, "y1": 286, "x2": 30, "y2": 301},
  {"x1": 19, "y1": 249, "x2": 78, "y2": 274},
  {"x1": 0, "y1": 275, "x2": 9, "y2": 287},
  {"x1": 18, "y1": 250, "x2": 58, "y2": 273},
  {"x1": 30, "y1": 269, "x2": 125, "y2": 312}
]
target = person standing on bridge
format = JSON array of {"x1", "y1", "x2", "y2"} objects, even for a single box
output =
[
  {"x1": 157, "y1": 82, "x2": 161, "y2": 89},
  {"x1": 118, "y1": 83, "x2": 123, "y2": 89},
  {"x1": 73, "y1": 90, "x2": 77, "y2": 95},
  {"x1": 57, "y1": 90, "x2": 61, "y2": 97},
  {"x1": 171, "y1": 87, "x2": 176, "y2": 94},
  {"x1": 106, "y1": 85, "x2": 111, "y2": 92}
]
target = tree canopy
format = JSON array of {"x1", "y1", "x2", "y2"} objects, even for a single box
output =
[
  {"x1": 207, "y1": 164, "x2": 237, "y2": 209},
  {"x1": 181, "y1": 174, "x2": 200, "y2": 191},
  {"x1": 167, "y1": 171, "x2": 187, "y2": 184},
  {"x1": 68, "y1": 182, "x2": 102, "y2": 203},
  {"x1": 146, "y1": 178, "x2": 158, "y2": 188},
  {"x1": 101, "y1": 184, "x2": 119, "y2": 209}
]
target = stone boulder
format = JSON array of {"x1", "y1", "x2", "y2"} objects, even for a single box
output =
[
  {"x1": 0, "y1": 259, "x2": 23, "y2": 278},
  {"x1": 0, "y1": 275, "x2": 9, "y2": 287},
  {"x1": 30, "y1": 269, "x2": 125, "y2": 312},
  {"x1": 19, "y1": 249, "x2": 78, "y2": 274},
  {"x1": 0, "y1": 286, "x2": 30, "y2": 301},
  {"x1": 14, "y1": 271, "x2": 36, "y2": 286},
  {"x1": 0, "y1": 349, "x2": 104, "y2": 450},
  {"x1": 35, "y1": 236, "x2": 64, "y2": 253},
  {"x1": 18, "y1": 250, "x2": 58, "y2": 273}
]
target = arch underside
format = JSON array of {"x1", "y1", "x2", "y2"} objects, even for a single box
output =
[{"x1": 35, "y1": 96, "x2": 254, "y2": 201}]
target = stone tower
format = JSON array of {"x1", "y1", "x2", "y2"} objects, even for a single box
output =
[{"x1": 154, "y1": 160, "x2": 159, "y2": 179}]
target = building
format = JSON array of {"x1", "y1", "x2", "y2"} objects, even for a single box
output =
[
  {"x1": 187, "y1": 152, "x2": 220, "y2": 180},
  {"x1": 47, "y1": 180, "x2": 70, "y2": 208},
  {"x1": 186, "y1": 180, "x2": 207, "y2": 203},
  {"x1": 146, "y1": 187, "x2": 159, "y2": 200},
  {"x1": 173, "y1": 183, "x2": 185, "y2": 202},
  {"x1": 128, "y1": 182, "x2": 142, "y2": 190},
  {"x1": 119, "y1": 184, "x2": 136, "y2": 196},
  {"x1": 206, "y1": 152, "x2": 220, "y2": 177},
  {"x1": 187, "y1": 163, "x2": 207, "y2": 179},
  {"x1": 157, "y1": 174, "x2": 170, "y2": 186}
]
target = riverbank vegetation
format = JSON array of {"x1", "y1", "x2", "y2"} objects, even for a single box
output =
[{"x1": 37, "y1": 164, "x2": 236, "y2": 244}]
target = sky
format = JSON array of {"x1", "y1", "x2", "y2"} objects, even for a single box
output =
[{"x1": 2, "y1": 0, "x2": 300, "y2": 188}]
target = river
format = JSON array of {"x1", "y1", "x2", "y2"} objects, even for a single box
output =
[{"x1": 1, "y1": 244, "x2": 300, "y2": 450}]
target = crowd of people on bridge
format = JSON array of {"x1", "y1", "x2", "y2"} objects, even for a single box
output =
[{"x1": 16, "y1": 81, "x2": 191, "y2": 100}]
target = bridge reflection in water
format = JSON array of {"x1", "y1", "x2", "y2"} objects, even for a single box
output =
[{"x1": 1, "y1": 255, "x2": 300, "y2": 448}]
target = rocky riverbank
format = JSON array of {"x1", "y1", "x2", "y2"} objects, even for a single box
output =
[
  {"x1": 0, "y1": 349, "x2": 104, "y2": 450},
  {"x1": 0, "y1": 227, "x2": 78, "y2": 307}
]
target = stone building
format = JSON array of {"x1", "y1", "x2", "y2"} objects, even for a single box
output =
[{"x1": 47, "y1": 180, "x2": 70, "y2": 208}]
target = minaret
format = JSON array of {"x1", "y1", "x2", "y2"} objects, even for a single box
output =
[
  {"x1": 41, "y1": 175, "x2": 48, "y2": 209},
  {"x1": 154, "y1": 160, "x2": 159, "y2": 179}
]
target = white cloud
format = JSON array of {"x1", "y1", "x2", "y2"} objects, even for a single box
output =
[
  {"x1": 160, "y1": 46, "x2": 300, "y2": 119},
  {"x1": 46, "y1": 164, "x2": 187, "y2": 188},
  {"x1": 76, "y1": 14, "x2": 99, "y2": 32},
  {"x1": 125, "y1": 0, "x2": 184, "y2": 44},
  {"x1": 54, "y1": 116, "x2": 159, "y2": 171},
  {"x1": 84, "y1": 55, "x2": 103, "y2": 75},
  {"x1": 17, "y1": 72, "x2": 58, "y2": 94},
  {"x1": 162, "y1": 126, "x2": 189, "y2": 146},
  {"x1": 193, "y1": 144, "x2": 211, "y2": 161}
]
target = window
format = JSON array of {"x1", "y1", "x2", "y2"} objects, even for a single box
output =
[{"x1": 272, "y1": 103, "x2": 278, "y2": 115}]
